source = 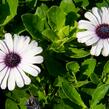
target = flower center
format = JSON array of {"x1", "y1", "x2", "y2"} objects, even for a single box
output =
[
  {"x1": 96, "y1": 24, "x2": 109, "y2": 39},
  {"x1": 4, "y1": 52, "x2": 21, "y2": 68}
]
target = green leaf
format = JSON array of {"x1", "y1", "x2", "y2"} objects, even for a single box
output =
[
  {"x1": 67, "y1": 48, "x2": 90, "y2": 58},
  {"x1": 22, "y1": 13, "x2": 44, "y2": 39},
  {"x1": 57, "y1": 26, "x2": 70, "y2": 39},
  {"x1": 103, "y1": 60, "x2": 109, "y2": 74},
  {"x1": 62, "y1": 81, "x2": 87, "y2": 108},
  {"x1": 60, "y1": 0, "x2": 78, "y2": 14},
  {"x1": 74, "y1": 80, "x2": 89, "y2": 88},
  {"x1": 2, "y1": 0, "x2": 18, "y2": 26},
  {"x1": 35, "y1": 3, "x2": 48, "y2": 19},
  {"x1": 90, "y1": 73, "x2": 100, "y2": 84},
  {"x1": 54, "y1": 76, "x2": 64, "y2": 87},
  {"x1": 5, "y1": 99, "x2": 18, "y2": 109},
  {"x1": 81, "y1": 58, "x2": 96, "y2": 77},
  {"x1": 96, "y1": 0, "x2": 109, "y2": 8},
  {"x1": 66, "y1": 61, "x2": 80, "y2": 73},
  {"x1": 90, "y1": 84, "x2": 109, "y2": 108},
  {"x1": 42, "y1": 29, "x2": 58, "y2": 41},
  {"x1": 102, "y1": 60, "x2": 109, "y2": 84},
  {"x1": 81, "y1": 88, "x2": 95, "y2": 96},
  {"x1": 74, "y1": 0, "x2": 89, "y2": 8},
  {"x1": 47, "y1": 6, "x2": 66, "y2": 31},
  {"x1": 12, "y1": 89, "x2": 28, "y2": 99},
  {"x1": 53, "y1": 100, "x2": 74, "y2": 109},
  {"x1": 91, "y1": 103, "x2": 106, "y2": 109},
  {"x1": 0, "y1": 3, "x2": 10, "y2": 25},
  {"x1": 19, "y1": 97, "x2": 27, "y2": 109}
]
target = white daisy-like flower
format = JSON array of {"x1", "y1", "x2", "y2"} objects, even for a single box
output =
[
  {"x1": 77, "y1": 7, "x2": 109, "y2": 56},
  {"x1": 0, "y1": 33, "x2": 43, "y2": 91}
]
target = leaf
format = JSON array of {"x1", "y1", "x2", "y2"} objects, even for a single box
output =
[
  {"x1": 60, "y1": 0, "x2": 78, "y2": 14},
  {"x1": 81, "y1": 88, "x2": 95, "y2": 96},
  {"x1": 53, "y1": 100, "x2": 74, "y2": 109},
  {"x1": 96, "y1": 0, "x2": 109, "y2": 8},
  {"x1": 47, "y1": 6, "x2": 66, "y2": 31},
  {"x1": 2, "y1": 0, "x2": 18, "y2": 26},
  {"x1": 67, "y1": 48, "x2": 90, "y2": 58},
  {"x1": 91, "y1": 103, "x2": 106, "y2": 109},
  {"x1": 74, "y1": 80, "x2": 89, "y2": 88},
  {"x1": 5, "y1": 99, "x2": 18, "y2": 109},
  {"x1": 26, "y1": 0, "x2": 38, "y2": 8},
  {"x1": 66, "y1": 61, "x2": 80, "y2": 73},
  {"x1": 102, "y1": 60, "x2": 109, "y2": 83},
  {"x1": 42, "y1": 29, "x2": 58, "y2": 42},
  {"x1": 62, "y1": 81, "x2": 87, "y2": 108},
  {"x1": 103, "y1": 60, "x2": 109, "y2": 74},
  {"x1": 0, "y1": 3, "x2": 10, "y2": 25},
  {"x1": 81, "y1": 58, "x2": 96, "y2": 77},
  {"x1": 74, "y1": 0, "x2": 89, "y2": 8},
  {"x1": 22, "y1": 13, "x2": 44, "y2": 39},
  {"x1": 57, "y1": 26, "x2": 70, "y2": 39},
  {"x1": 35, "y1": 3, "x2": 48, "y2": 19},
  {"x1": 19, "y1": 98, "x2": 27, "y2": 109},
  {"x1": 90, "y1": 84, "x2": 109, "y2": 108},
  {"x1": 54, "y1": 76, "x2": 64, "y2": 87},
  {"x1": 90, "y1": 73, "x2": 99, "y2": 85}
]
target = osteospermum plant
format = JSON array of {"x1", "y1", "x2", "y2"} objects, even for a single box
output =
[
  {"x1": 77, "y1": 7, "x2": 109, "y2": 56},
  {"x1": 1, "y1": 0, "x2": 109, "y2": 109},
  {"x1": 0, "y1": 33, "x2": 43, "y2": 91}
]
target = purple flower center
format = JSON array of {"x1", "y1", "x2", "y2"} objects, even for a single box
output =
[
  {"x1": 96, "y1": 24, "x2": 109, "y2": 39},
  {"x1": 4, "y1": 52, "x2": 21, "y2": 68}
]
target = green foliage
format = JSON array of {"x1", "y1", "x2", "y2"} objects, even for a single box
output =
[
  {"x1": 1, "y1": 0, "x2": 109, "y2": 109},
  {"x1": 81, "y1": 58, "x2": 96, "y2": 77},
  {"x1": 62, "y1": 81, "x2": 87, "y2": 108},
  {"x1": 5, "y1": 99, "x2": 18, "y2": 109},
  {"x1": 22, "y1": 13, "x2": 44, "y2": 39},
  {"x1": 47, "y1": 6, "x2": 66, "y2": 31},
  {"x1": 66, "y1": 61, "x2": 80, "y2": 73},
  {"x1": 0, "y1": 0, "x2": 18, "y2": 26},
  {"x1": 90, "y1": 84, "x2": 109, "y2": 108}
]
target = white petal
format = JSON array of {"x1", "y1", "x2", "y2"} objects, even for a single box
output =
[
  {"x1": 1, "y1": 68, "x2": 10, "y2": 90},
  {"x1": 14, "y1": 68, "x2": 24, "y2": 88},
  {"x1": 78, "y1": 20, "x2": 95, "y2": 30},
  {"x1": 77, "y1": 31, "x2": 95, "y2": 39},
  {"x1": 8, "y1": 69, "x2": 15, "y2": 91},
  {"x1": 17, "y1": 68, "x2": 31, "y2": 85},
  {"x1": 102, "y1": 39, "x2": 109, "y2": 56},
  {"x1": 4, "y1": 33, "x2": 13, "y2": 52},
  {"x1": 14, "y1": 35, "x2": 30, "y2": 53},
  {"x1": 0, "y1": 50, "x2": 5, "y2": 59},
  {"x1": 85, "y1": 36, "x2": 99, "y2": 46},
  {"x1": 78, "y1": 35, "x2": 94, "y2": 43},
  {"x1": 92, "y1": 7, "x2": 102, "y2": 24},
  {"x1": 101, "y1": 7, "x2": 109, "y2": 24},
  {"x1": 22, "y1": 47, "x2": 43, "y2": 57},
  {"x1": 85, "y1": 11, "x2": 99, "y2": 25},
  {"x1": 90, "y1": 40, "x2": 103, "y2": 56},
  {"x1": 22, "y1": 56, "x2": 43, "y2": 65},
  {"x1": 20, "y1": 64, "x2": 40, "y2": 77},
  {"x1": 0, "y1": 67, "x2": 8, "y2": 85},
  {"x1": 0, "y1": 40, "x2": 9, "y2": 53},
  {"x1": 29, "y1": 64, "x2": 41, "y2": 73},
  {"x1": 29, "y1": 40, "x2": 38, "y2": 48},
  {"x1": 0, "y1": 63, "x2": 5, "y2": 71}
]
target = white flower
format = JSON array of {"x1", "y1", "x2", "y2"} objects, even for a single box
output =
[
  {"x1": 77, "y1": 7, "x2": 109, "y2": 56},
  {"x1": 0, "y1": 33, "x2": 43, "y2": 91}
]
